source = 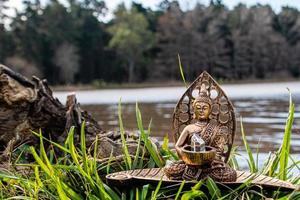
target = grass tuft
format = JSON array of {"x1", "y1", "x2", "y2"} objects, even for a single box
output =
[{"x1": 0, "y1": 94, "x2": 298, "y2": 199}]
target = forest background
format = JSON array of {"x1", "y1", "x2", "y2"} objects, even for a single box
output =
[{"x1": 1, "y1": 0, "x2": 300, "y2": 85}]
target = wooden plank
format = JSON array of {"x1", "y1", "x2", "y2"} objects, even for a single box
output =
[{"x1": 106, "y1": 168, "x2": 297, "y2": 191}]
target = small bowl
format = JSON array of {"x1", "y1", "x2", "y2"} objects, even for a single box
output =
[{"x1": 181, "y1": 145, "x2": 216, "y2": 166}]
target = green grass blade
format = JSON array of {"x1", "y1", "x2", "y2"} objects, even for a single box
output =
[
  {"x1": 132, "y1": 134, "x2": 142, "y2": 169},
  {"x1": 130, "y1": 189, "x2": 134, "y2": 200},
  {"x1": 30, "y1": 147, "x2": 81, "y2": 200},
  {"x1": 135, "y1": 188, "x2": 139, "y2": 200},
  {"x1": 34, "y1": 166, "x2": 43, "y2": 189},
  {"x1": 255, "y1": 138, "x2": 261, "y2": 173},
  {"x1": 31, "y1": 130, "x2": 70, "y2": 154},
  {"x1": 219, "y1": 174, "x2": 256, "y2": 200},
  {"x1": 80, "y1": 121, "x2": 88, "y2": 173},
  {"x1": 38, "y1": 130, "x2": 54, "y2": 172},
  {"x1": 178, "y1": 54, "x2": 187, "y2": 88},
  {"x1": 150, "y1": 178, "x2": 162, "y2": 200},
  {"x1": 56, "y1": 181, "x2": 70, "y2": 200},
  {"x1": 175, "y1": 180, "x2": 185, "y2": 200},
  {"x1": 103, "y1": 184, "x2": 121, "y2": 200},
  {"x1": 141, "y1": 184, "x2": 149, "y2": 200},
  {"x1": 121, "y1": 193, "x2": 126, "y2": 200},
  {"x1": 118, "y1": 99, "x2": 132, "y2": 170},
  {"x1": 30, "y1": 147, "x2": 52, "y2": 177},
  {"x1": 268, "y1": 151, "x2": 280, "y2": 177},
  {"x1": 279, "y1": 90, "x2": 295, "y2": 180},
  {"x1": 240, "y1": 118, "x2": 257, "y2": 173},
  {"x1": 6, "y1": 197, "x2": 36, "y2": 200},
  {"x1": 192, "y1": 180, "x2": 205, "y2": 191},
  {"x1": 228, "y1": 146, "x2": 239, "y2": 170},
  {"x1": 138, "y1": 147, "x2": 146, "y2": 168},
  {"x1": 93, "y1": 135, "x2": 99, "y2": 173},
  {"x1": 68, "y1": 127, "x2": 87, "y2": 176},
  {"x1": 68, "y1": 127, "x2": 112, "y2": 199},
  {"x1": 181, "y1": 190, "x2": 207, "y2": 200},
  {"x1": 162, "y1": 135, "x2": 179, "y2": 160},
  {"x1": 206, "y1": 177, "x2": 221, "y2": 199},
  {"x1": 0, "y1": 172, "x2": 31, "y2": 182},
  {"x1": 106, "y1": 151, "x2": 114, "y2": 174},
  {"x1": 136, "y1": 103, "x2": 164, "y2": 167}
]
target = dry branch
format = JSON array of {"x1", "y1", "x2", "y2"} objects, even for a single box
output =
[{"x1": 0, "y1": 65, "x2": 139, "y2": 161}]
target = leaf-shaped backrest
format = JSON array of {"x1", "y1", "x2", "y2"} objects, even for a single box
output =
[{"x1": 172, "y1": 71, "x2": 236, "y2": 162}]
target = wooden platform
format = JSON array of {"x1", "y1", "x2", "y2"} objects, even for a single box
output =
[{"x1": 106, "y1": 168, "x2": 298, "y2": 191}]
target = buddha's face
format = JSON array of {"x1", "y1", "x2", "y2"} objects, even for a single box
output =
[{"x1": 193, "y1": 101, "x2": 211, "y2": 120}]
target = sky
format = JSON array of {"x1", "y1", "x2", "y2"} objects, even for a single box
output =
[{"x1": 5, "y1": 0, "x2": 300, "y2": 23}]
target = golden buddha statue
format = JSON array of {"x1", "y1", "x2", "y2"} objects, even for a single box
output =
[
  {"x1": 106, "y1": 71, "x2": 299, "y2": 192},
  {"x1": 175, "y1": 84, "x2": 218, "y2": 155},
  {"x1": 165, "y1": 72, "x2": 237, "y2": 182}
]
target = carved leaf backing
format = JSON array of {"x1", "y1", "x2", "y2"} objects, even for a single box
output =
[{"x1": 172, "y1": 71, "x2": 236, "y2": 162}]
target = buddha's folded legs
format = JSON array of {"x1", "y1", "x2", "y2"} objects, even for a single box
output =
[
  {"x1": 207, "y1": 165, "x2": 237, "y2": 182},
  {"x1": 164, "y1": 160, "x2": 186, "y2": 180},
  {"x1": 164, "y1": 160, "x2": 237, "y2": 182}
]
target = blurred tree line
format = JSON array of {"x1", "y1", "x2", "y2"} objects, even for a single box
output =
[{"x1": 0, "y1": 0, "x2": 300, "y2": 85}]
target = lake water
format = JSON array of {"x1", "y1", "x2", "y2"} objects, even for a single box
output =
[{"x1": 54, "y1": 81, "x2": 300, "y2": 169}]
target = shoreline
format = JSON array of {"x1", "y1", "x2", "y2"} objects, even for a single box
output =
[
  {"x1": 53, "y1": 80, "x2": 300, "y2": 105},
  {"x1": 51, "y1": 78, "x2": 300, "y2": 91}
]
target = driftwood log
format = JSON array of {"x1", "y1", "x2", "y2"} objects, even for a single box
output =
[{"x1": 0, "y1": 64, "x2": 139, "y2": 161}]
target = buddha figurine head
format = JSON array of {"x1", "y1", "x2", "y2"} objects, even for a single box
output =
[{"x1": 192, "y1": 85, "x2": 212, "y2": 120}]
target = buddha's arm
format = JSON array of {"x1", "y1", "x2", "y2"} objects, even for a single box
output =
[{"x1": 175, "y1": 128, "x2": 189, "y2": 157}]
